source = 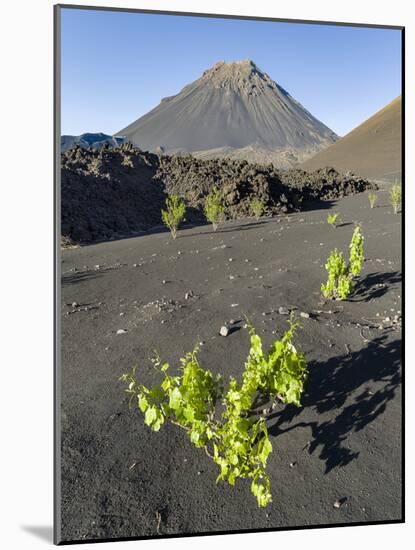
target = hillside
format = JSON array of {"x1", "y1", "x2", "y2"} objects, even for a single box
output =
[
  {"x1": 61, "y1": 132, "x2": 125, "y2": 152},
  {"x1": 302, "y1": 97, "x2": 402, "y2": 182}
]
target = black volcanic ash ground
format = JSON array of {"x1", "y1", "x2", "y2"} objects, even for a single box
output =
[{"x1": 59, "y1": 187, "x2": 402, "y2": 542}]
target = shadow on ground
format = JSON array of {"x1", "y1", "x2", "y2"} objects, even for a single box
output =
[
  {"x1": 63, "y1": 199, "x2": 340, "y2": 246},
  {"x1": 269, "y1": 335, "x2": 401, "y2": 474},
  {"x1": 336, "y1": 222, "x2": 354, "y2": 228},
  {"x1": 301, "y1": 198, "x2": 336, "y2": 212},
  {"x1": 351, "y1": 271, "x2": 402, "y2": 302},
  {"x1": 21, "y1": 525, "x2": 53, "y2": 543},
  {"x1": 62, "y1": 271, "x2": 104, "y2": 286}
]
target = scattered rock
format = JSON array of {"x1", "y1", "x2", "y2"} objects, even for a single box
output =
[
  {"x1": 116, "y1": 329, "x2": 128, "y2": 335},
  {"x1": 333, "y1": 497, "x2": 347, "y2": 509},
  {"x1": 278, "y1": 306, "x2": 290, "y2": 315},
  {"x1": 300, "y1": 312, "x2": 310, "y2": 318},
  {"x1": 71, "y1": 301, "x2": 78, "y2": 308},
  {"x1": 219, "y1": 326, "x2": 229, "y2": 337}
]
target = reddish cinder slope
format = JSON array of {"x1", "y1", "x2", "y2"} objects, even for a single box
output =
[{"x1": 302, "y1": 96, "x2": 402, "y2": 182}]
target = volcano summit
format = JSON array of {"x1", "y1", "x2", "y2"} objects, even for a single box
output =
[{"x1": 117, "y1": 60, "x2": 338, "y2": 167}]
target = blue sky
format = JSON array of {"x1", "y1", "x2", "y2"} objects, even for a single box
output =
[{"x1": 60, "y1": 8, "x2": 402, "y2": 137}]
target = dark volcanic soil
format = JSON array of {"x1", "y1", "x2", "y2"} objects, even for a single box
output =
[
  {"x1": 58, "y1": 186, "x2": 402, "y2": 543},
  {"x1": 61, "y1": 144, "x2": 375, "y2": 244}
]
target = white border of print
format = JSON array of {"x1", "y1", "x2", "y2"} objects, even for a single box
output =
[{"x1": 0, "y1": 0, "x2": 412, "y2": 549}]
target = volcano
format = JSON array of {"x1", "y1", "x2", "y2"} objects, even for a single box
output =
[
  {"x1": 302, "y1": 96, "x2": 402, "y2": 182},
  {"x1": 116, "y1": 60, "x2": 338, "y2": 167}
]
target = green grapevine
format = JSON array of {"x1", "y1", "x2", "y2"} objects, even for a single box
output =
[
  {"x1": 368, "y1": 192, "x2": 378, "y2": 209},
  {"x1": 389, "y1": 182, "x2": 402, "y2": 214},
  {"x1": 349, "y1": 225, "x2": 364, "y2": 277},
  {"x1": 321, "y1": 226, "x2": 364, "y2": 300},
  {"x1": 321, "y1": 249, "x2": 352, "y2": 300},
  {"x1": 161, "y1": 195, "x2": 186, "y2": 239},
  {"x1": 250, "y1": 197, "x2": 265, "y2": 220},
  {"x1": 204, "y1": 187, "x2": 225, "y2": 231},
  {"x1": 120, "y1": 319, "x2": 307, "y2": 508},
  {"x1": 327, "y1": 212, "x2": 339, "y2": 227}
]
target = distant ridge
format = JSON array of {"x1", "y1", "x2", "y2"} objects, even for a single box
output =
[
  {"x1": 61, "y1": 132, "x2": 126, "y2": 152},
  {"x1": 116, "y1": 60, "x2": 338, "y2": 168},
  {"x1": 302, "y1": 96, "x2": 402, "y2": 182}
]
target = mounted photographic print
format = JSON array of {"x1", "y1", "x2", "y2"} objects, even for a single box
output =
[{"x1": 54, "y1": 4, "x2": 404, "y2": 544}]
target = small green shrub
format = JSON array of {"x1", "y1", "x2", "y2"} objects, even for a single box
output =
[
  {"x1": 321, "y1": 226, "x2": 364, "y2": 300},
  {"x1": 321, "y1": 249, "x2": 353, "y2": 300},
  {"x1": 161, "y1": 195, "x2": 186, "y2": 239},
  {"x1": 349, "y1": 225, "x2": 364, "y2": 277},
  {"x1": 120, "y1": 318, "x2": 307, "y2": 508},
  {"x1": 327, "y1": 213, "x2": 339, "y2": 227},
  {"x1": 368, "y1": 192, "x2": 378, "y2": 209},
  {"x1": 204, "y1": 188, "x2": 225, "y2": 231},
  {"x1": 250, "y1": 197, "x2": 265, "y2": 220},
  {"x1": 389, "y1": 182, "x2": 402, "y2": 214}
]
